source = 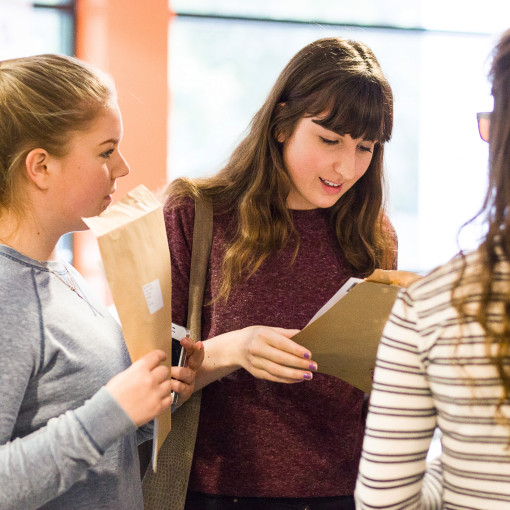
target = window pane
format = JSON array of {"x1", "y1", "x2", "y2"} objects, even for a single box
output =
[{"x1": 0, "y1": 0, "x2": 74, "y2": 59}]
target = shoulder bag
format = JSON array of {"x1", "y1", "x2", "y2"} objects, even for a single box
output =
[{"x1": 142, "y1": 196, "x2": 213, "y2": 510}]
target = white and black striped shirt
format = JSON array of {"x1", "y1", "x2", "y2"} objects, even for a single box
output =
[{"x1": 355, "y1": 247, "x2": 510, "y2": 510}]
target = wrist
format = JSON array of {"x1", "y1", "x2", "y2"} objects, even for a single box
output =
[
  {"x1": 196, "y1": 331, "x2": 242, "y2": 388},
  {"x1": 221, "y1": 329, "x2": 245, "y2": 370}
]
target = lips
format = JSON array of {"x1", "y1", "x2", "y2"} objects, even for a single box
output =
[{"x1": 320, "y1": 177, "x2": 342, "y2": 188}]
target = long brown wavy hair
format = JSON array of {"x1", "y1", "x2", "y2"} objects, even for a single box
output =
[
  {"x1": 453, "y1": 29, "x2": 510, "y2": 414},
  {"x1": 167, "y1": 37, "x2": 395, "y2": 300}
]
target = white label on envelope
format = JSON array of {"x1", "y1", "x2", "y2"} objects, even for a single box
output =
[{"x1": 142, "y1": 279, "x2": 164, "y2": 314}]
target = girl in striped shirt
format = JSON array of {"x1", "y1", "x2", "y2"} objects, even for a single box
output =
[{"x1": 355, "y1": 28, "x2": 510, "y2": 510}]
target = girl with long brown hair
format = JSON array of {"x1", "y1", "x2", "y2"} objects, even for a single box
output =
[
  {"x1": 165, "y1": 37, "x2": 396, "y2": 510},
  {"x1": 356, "y1": 28, "x2": 510, "y2": 510}
]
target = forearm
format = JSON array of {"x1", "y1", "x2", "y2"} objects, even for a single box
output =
[
  {"x1": 193, "y1": 325, "x2": 313, "y2": 391},
  {"x1": 0, "y1": 387, "x2": 134, "y2": 509}
]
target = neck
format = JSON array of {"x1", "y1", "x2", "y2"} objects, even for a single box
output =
[{"x1": 0, "y1": 212, "x2": 60, "y2": 261}]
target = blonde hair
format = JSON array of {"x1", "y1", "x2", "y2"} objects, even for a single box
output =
[
  {"x1": 167, "y1": 37, "x2": 395, "y2": 301},
  {"x1": 0, "y1": 54, "x2": 116, "y2": 217}
]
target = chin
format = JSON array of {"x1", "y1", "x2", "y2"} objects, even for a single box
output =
[{"x1": 316, "y1": 198, "x2": 342, "y2": 209}]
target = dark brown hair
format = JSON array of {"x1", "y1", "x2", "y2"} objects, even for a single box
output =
[{"x1": 167, "y1": 37, "x2": 395, "y2": 300}]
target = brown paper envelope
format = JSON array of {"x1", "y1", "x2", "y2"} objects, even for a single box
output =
[
  {"x1": 84, "y1": 185, "x2": 172, "y2": 470},
  {"x1": 293, "y1": 281, "x2": 401, "y2": 393}
]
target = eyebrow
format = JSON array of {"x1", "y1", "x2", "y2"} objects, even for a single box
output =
[
  {"x1": 315, "y1": 124, "x2": 376, "y2": 143},
  {"x1": 99, "y1": 138, "x2": 119, "y2": 146}
]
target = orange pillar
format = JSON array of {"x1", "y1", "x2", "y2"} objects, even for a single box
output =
[{"x1": 73, "y1": 0, "x2": 170, "y2": 303}]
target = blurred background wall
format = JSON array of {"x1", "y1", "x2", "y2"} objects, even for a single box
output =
[{"x1": 1, "y1": 0, "x2": 509, "y2": 303}]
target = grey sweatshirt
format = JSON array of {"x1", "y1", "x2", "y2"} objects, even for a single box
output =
[{"x1": 0, "y1": 245, "x2": 144, "y2": 509}]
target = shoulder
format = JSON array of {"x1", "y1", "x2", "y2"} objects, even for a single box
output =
[
  {"x1": 379, "y1": 213, "x2": 398, "y2": 268},
  {"x1": 381, "y1": 213, "x2": 395, "y2": 233},
  {"x1": 380, "y1": 214, "x2": 397, "y2": 247},
  {"x1": 162, "y1": 176, "x2": 201, "y2": 221},
  {"x1": 399, "y1": 250, "x2": 475, "y2": 318},
  {"x1": 0, "y1": 249, "x2": 40, "y2": 306},
  {"x1": 0, "y1": 251, "x2": 42, "y2": 363},
  {"x1": 163, "y1": 194, "x2": 196, "y2": 240},
  {"x1": 163, "y1": 186, "x2": 230, "y2": 236},
  {"x1": 163, "y1": 192, "x2": 195, "y2": 219}
]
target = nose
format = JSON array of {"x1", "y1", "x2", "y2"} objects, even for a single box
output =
[
  {"x1": 113, "y1": 151, "x2": 130, "y2": 179},
  {"x1": 333, "y1": 145, "x2": 356, "y2": 181}
]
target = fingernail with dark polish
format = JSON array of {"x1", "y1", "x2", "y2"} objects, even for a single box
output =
[
  {"x1": 303, "y1": 372, "x2": 312, "y2": 380},
  {"x1": 304, "y1": 352, "x2": 310, "y2": 359},
  {"x1": 309, "y1": 363, "x2": 317, "y2": 371}
]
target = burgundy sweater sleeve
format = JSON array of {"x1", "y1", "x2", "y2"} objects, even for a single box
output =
[{"x1": 163, "y1": 195, "x2": 195, "y2": 330}]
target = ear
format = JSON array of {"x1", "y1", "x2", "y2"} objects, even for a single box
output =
[{"x1": 25, "y1": 148, "x2": 52, "y2": 190}]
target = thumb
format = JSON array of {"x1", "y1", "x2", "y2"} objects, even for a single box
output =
[
  {"x1": 186, "y1": 341, "x2": 205, "y2": 370},
  {"x1": 272, "y1": 327, "x2": 302, "y2": 338},
  {"x1": 135, "y1": 349, "x2": 167, "y2": 370}
]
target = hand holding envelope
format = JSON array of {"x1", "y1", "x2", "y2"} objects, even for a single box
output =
[
  {"x1": 84, "y1": 185, "x2": 173, "y2": 471},
  {"x1": 293, "y1": 269, "x2": 422, "y2": 393}
]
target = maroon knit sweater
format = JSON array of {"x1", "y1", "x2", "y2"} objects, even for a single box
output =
[{"x1": 164, "y1": 195, "x2": 396, "y2": 498}]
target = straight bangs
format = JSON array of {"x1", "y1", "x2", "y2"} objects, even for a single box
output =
[{"x1": 306, "y1": 77, "x2": 392, "y2": 143}]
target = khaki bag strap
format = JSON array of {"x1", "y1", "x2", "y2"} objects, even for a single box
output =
[{"x1": 142, "y1": 196, "x2": 213, "y2": 510}]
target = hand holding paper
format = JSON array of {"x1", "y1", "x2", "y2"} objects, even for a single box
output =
[
  {"x1": 83, "y1": 184, "x2": 174, "y2": 470},
  {"x1": 106, "y1": 350, "x2": 172, "y2": 426},
  {"x1": 236, "y1": 325, "x2": 314, "y2": 383},
  {"x1": 293, "y1": 269, "x2": 422, "y2": 393}
]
